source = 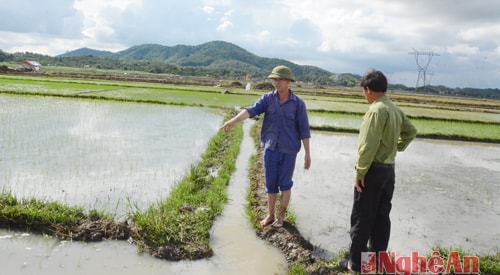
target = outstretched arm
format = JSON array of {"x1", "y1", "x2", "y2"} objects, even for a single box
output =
[{"x1": 221, "y1": 109, "x2": 250, "y2": 132}]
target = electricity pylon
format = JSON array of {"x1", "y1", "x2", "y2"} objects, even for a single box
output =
[{"x1": 409, "y1": 49, "x2": 439, "y2": 92}]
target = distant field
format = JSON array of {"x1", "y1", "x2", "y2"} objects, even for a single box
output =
[
  {"x1": 1, "y1": 72, "x2": 499, "y2": 142},
  {"x1": 412, "y1": 118, "x2": 499, "y2": 140},
  {"x1": 0, "y1": 74, "x2": 258, "y2": 108}
]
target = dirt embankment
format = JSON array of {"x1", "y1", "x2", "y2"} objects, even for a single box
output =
[
  {"x1": 54, "y1": 219, "x2": 136, "y2": 242},
  {"x1": 249, "y1": 149, "x2": 315, "y2": 263},
  {"x1": 0, "y1": 71, "x2": 339, "y2": 273},
  {"x1": 248, "y1": 124, "x2": 339, "y2": 274}
]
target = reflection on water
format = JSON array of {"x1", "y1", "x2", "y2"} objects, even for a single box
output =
[
  {"x1": 308, "y1": 114, "x2": 361, "y2": 129},
  {"x1": 0, "y1": 232, "x2": 169, "y2": 275},
  {"x1": 1, "y1": 96, "x2": 286, "y2": 275},
  {"x1": 3, "y1": 94, "x2": 499, "y2": 272},
  {"x1": 0, "y1": 225, "x2": 285, "y2": 275},
  {"x1": 1, "y1": 95, "x2": 222, "y2": 217},
  {"x1": 292, "y1": 132, "x2": 500, "y2": 257}
]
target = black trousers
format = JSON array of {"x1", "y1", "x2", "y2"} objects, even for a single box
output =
[{"x1": 349, "y1": 164, "x2": 395, "y2": 272}]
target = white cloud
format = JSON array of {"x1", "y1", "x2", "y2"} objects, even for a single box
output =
[
  {"x1": 217, "y1": 20, "x2": 233, "y2": 31},
  {"x1": 216, "y1": 10, "x2": 234, "y2": 31},
  {"x1": 73, "y1": 0, "x2": 142, "y2": 40},
  {"x1": 458, "y1": 24, "x2": 500, "y2": 43},
  {"x1": 202, "y1": 5, "x2": 215, "y2": 14},
  {"x1": 446, "y1": 45, "x2": 479, "y2": 55},
  {"x1": 202, "y1": 0, "x2": 231, "y2": 6},
  {"x1": 0, "y1": 0, "x2": 499, "y2": 88},
  {"x1": 243, "y1": 30, "x2": 270, "y2": 44}
]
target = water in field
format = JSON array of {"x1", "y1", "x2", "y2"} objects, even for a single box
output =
[
  {"x1": 0, "y1": 95, "x2": 286, "y2": 275},
  {"x1": 0, "y1": 95, "x2": 222, "y2": 217},
  {"x1": 0, "y1": 97, "x2": 286, "y2": 275},
  {"x1": 308, "y1": 113, "x2": 362, "y2": 129},
  {"x1": 2, "y1": 94, "x2": 499, "y2": 274},
  {"x1": 292, "y1": 132, "x2": 500, "y2": 258}
]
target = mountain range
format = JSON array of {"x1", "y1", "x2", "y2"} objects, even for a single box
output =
[
  {"x1": 57, "y1": 40, "x2": 335, "y2": 80},
  {"x1": 2, "y1": 40, "x2": 496, "y2": 97}
]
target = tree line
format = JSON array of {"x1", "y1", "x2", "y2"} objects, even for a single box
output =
[{"x1": 1, "y1": 49, "x2": 498, "y2": 99}]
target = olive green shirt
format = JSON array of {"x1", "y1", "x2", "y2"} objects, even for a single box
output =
[{"x1": 355, "y1": 95, "x2": 417, "y2": 179}]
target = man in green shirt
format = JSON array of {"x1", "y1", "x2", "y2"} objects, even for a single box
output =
[{"x1": 339, "y1": 70, "x2": 417, "y2": 273}]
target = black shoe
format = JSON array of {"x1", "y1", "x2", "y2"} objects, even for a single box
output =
[{"x1": 339, "y1": 258, "x2": 354, "y2": 273}]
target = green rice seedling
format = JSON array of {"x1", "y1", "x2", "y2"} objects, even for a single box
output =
[
  {"x1": 0, "y1": 74, "x2": 258, "y2": 109},
  {"x1": 307, "y1": 109, "x2": 500, "y2": 142},
  {"x1": 413, "y1": 119, "x2": 500, "y2": 142}
]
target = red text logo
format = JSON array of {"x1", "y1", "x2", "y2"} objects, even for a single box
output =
[{"x1": 361, "y1": 251, "x2": 480, "y2": 275}]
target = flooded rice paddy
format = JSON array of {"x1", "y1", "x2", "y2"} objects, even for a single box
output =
[
  {"x1": 1, "y1": 95, "x2": 286, "y2": 275},
  {"x1": 1, "y1": 106, "x2": 286, "y2": 274},
  {"x1": 1, "y1": 94, "x2": 499, "y2": 274},
  {"x1": 1, "y1": 94, "x2": 222, "y2": 217},
  {"x1": 292, "y1": 132, "x2": 500, "y2": 258}
]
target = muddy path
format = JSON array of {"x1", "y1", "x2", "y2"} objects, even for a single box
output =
[{"x1": 247, "y1": 125, "x2": 340, "y2": 274}]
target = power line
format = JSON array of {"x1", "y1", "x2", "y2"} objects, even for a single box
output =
[{"x1": 408, "y1": 49, "x2": 439, "y2": 92}]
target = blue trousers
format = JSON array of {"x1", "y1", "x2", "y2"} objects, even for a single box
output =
[{"x1": 263, "y1": 148, "x2": 297, "y2": 193}]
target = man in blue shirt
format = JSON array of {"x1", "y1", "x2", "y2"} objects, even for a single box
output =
[{"x1": 221, "y1": 65, "x2": 311, "y2": 228}]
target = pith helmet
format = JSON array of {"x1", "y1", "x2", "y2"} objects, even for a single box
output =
[{"x1": 268, "y1": 65, "x2": 295, "y2": 82}]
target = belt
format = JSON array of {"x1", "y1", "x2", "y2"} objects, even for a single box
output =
[{"x1": 371, "y1": 163, "x2": 395, "y2": 168}]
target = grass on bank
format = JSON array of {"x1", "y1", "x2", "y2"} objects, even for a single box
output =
[
  {"x1": 0, "y1": 192, "x2": 86, "y2": 229},
  {"x1": 0, "y1": 192, "x2": 112, "y2": 238},
  {"x1": 130, "y1": 111, "x2": 243, "y2": 260},
  {"x1": 0, "y1": 110, "x2": 243, "y2": 260}
]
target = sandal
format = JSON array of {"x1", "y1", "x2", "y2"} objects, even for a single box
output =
[{"x1": 271, "y1": 218, "x2": 283, "y2": 228}]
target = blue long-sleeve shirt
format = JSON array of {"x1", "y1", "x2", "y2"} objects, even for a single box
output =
[{"x1": 246, "y1": 90, "x2": 311, "y2": 155}]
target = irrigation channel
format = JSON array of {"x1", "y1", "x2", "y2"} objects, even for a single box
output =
[
  {"x1": 2, "y1": 94, "x2": 499, "y2": 274},
  {"x1": 0, "y1": 94, "x2": 287, "y2": 274}
]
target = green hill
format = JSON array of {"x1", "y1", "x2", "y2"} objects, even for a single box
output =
[
  {"x1": 58, "y1": 47, "x2": 114, "y2": 58},
  {"x1": 58, "y1": 41, "x2": 333, "y2": 80},
  {"x1": 2, "y1": 41, "x2": 499, "y2": 97}
]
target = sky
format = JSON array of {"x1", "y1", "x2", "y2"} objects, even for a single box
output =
[{"x1": 1, "y1": 0, "x2": 499, "y2": 89}]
